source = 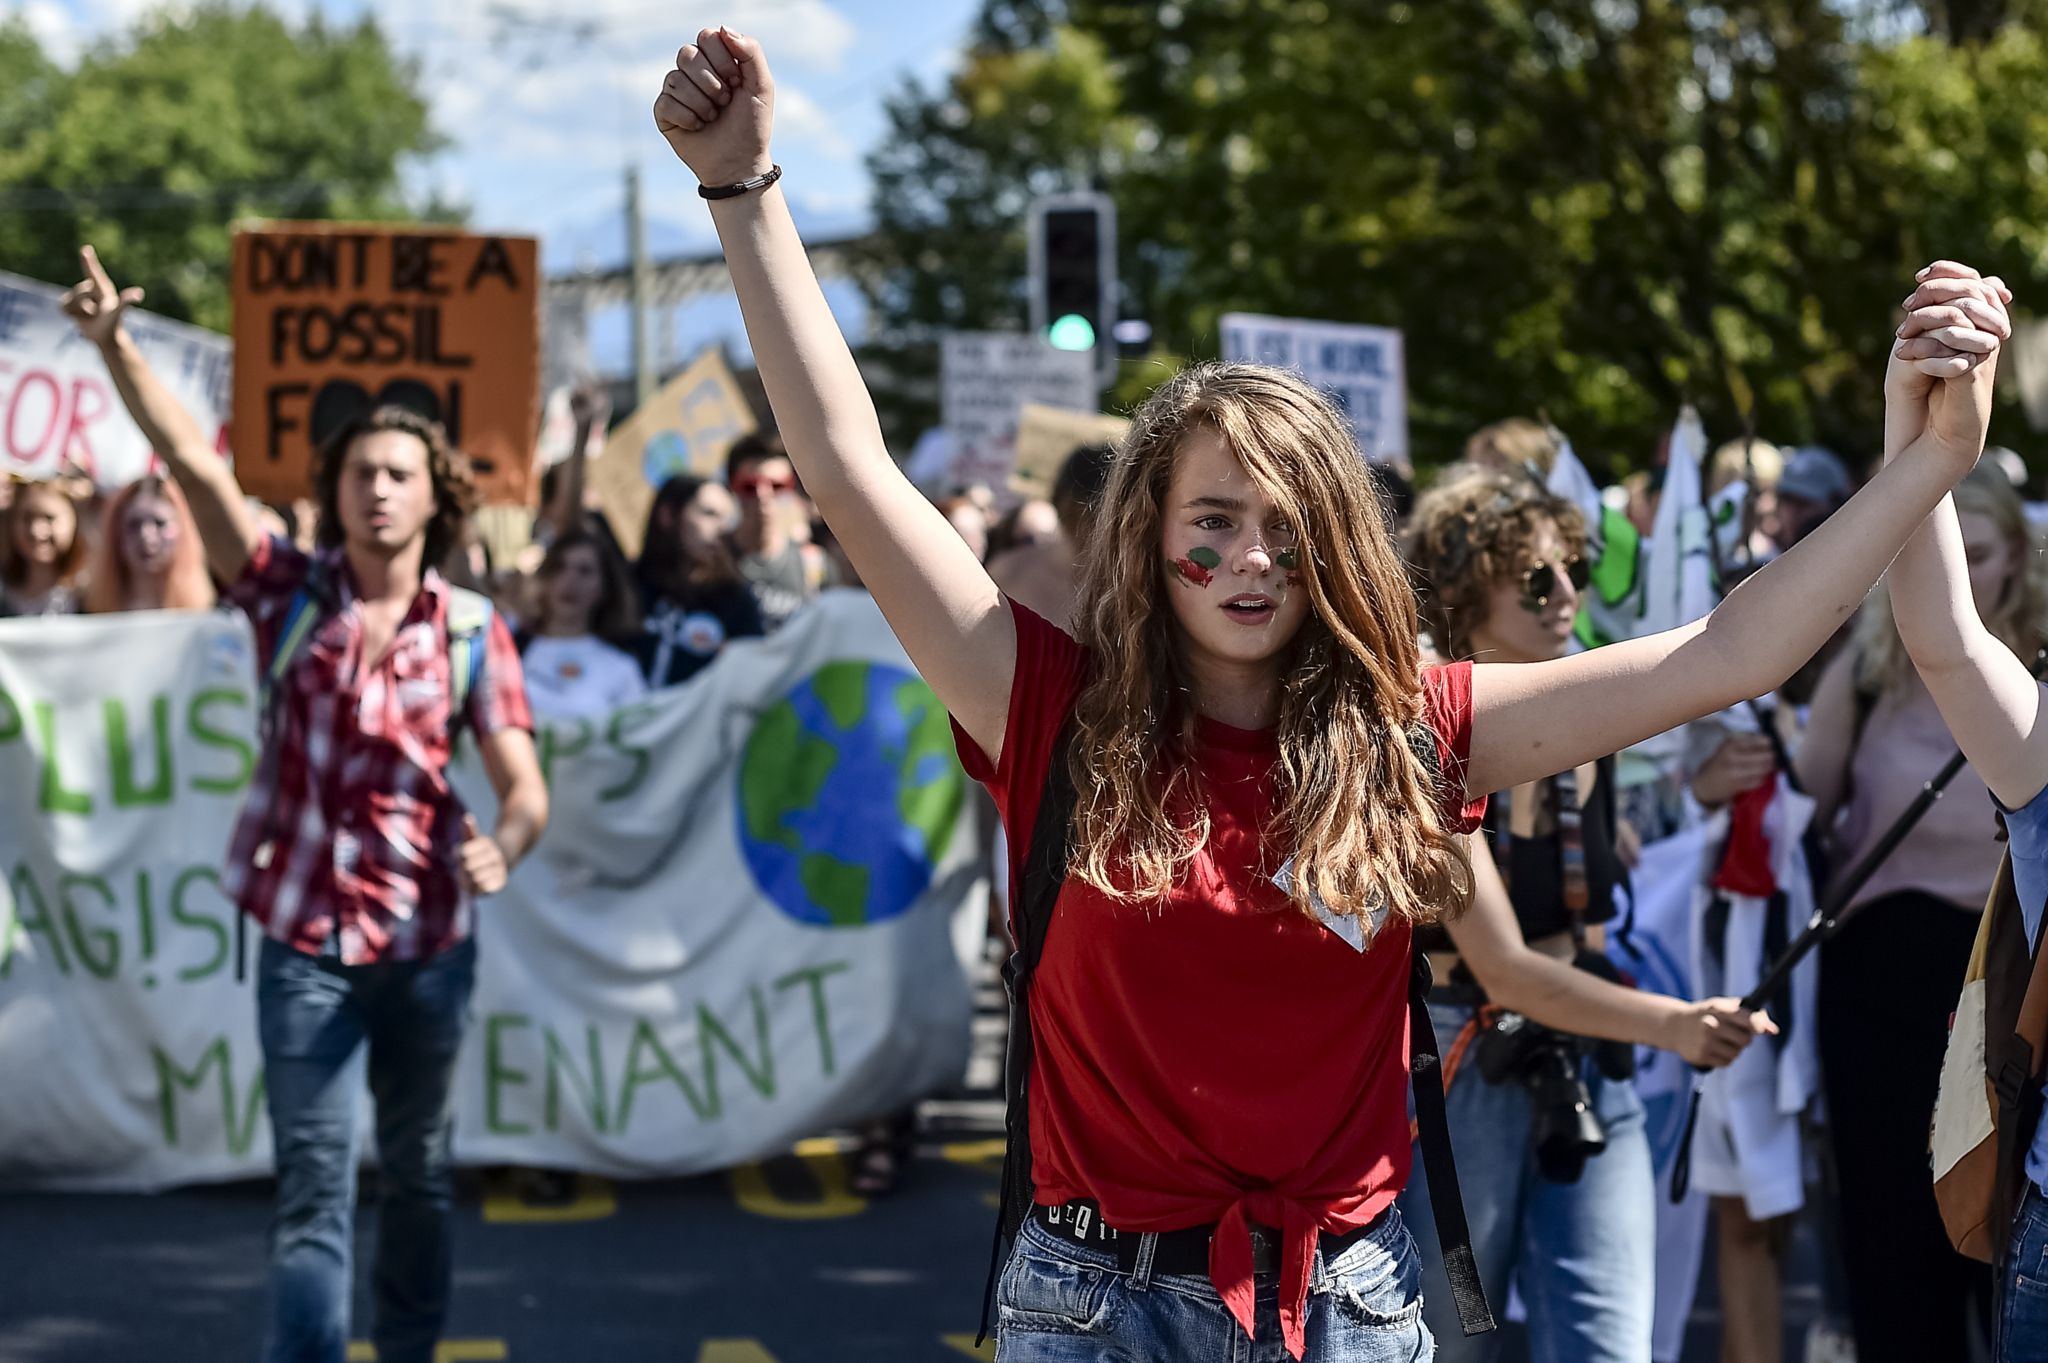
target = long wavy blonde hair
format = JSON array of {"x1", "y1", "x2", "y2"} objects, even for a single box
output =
[
  {"x1": 1066, "y1": 362, "x2": 1473, "y2": 928},
  {"x1": 1854, "y1": 462, "x2": 2048, "y2": 696}
]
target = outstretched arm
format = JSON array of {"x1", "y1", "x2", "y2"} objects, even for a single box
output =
[
  {"x1": 1446, "y1": 833, "x2": 1771, "y2": 1067},
  {"x1": 654, "y1": 28, "x2": 1015, "y2": 760},
  {"x1": 1465, "y1": 262, "x2": 2007, "y2": 798},
  {"x1": 63, "y1": 246, "x2": 259, "y2": 583},
  {"x1": 1881, "y1": 265, "x2": 2046, "y2": 809}
]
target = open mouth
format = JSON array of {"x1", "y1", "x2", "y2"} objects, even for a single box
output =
[{"x1": 1222, "y1": 593, "x2": 1276, "y2": 622}]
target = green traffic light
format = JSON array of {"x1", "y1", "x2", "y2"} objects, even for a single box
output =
[{"x1": 1047, "y1": 313, "x2": 1096, "y2": 351}]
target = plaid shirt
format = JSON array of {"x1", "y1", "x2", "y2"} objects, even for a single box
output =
[{"x1": 225, "y1": 535, "x2": 531, "y2": 964}]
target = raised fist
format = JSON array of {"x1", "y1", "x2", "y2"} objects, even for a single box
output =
[
  {"x1": 1887, "y1": 261, "x2": 2013, "y2": 473},
  {"x1": 653, "y1": 27, "x2": 776, "y2": 189},
  {"x1": 60, "y1": 245, "x2": 143, "y2": 349}
]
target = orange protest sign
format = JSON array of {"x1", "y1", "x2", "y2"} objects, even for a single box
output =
[{"x1": 230, "y1": 224, "x2": 540, "y2": 506}]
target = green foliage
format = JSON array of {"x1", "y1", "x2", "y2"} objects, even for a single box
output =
[
  {"x1": 0, "y1": 4, "x2": 444, "y2": 331},
  {"x1": 861, "y1": 0, "x2": 2048, "y2": 475}
]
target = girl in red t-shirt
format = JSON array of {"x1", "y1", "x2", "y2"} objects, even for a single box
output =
[{"x1": 654, "y1": 31, "x2": 2007, "y2": 1360}]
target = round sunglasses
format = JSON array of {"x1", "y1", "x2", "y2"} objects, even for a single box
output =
[{"x1": 1519, "y1": 556, "x2": 1589, "y2": 612}]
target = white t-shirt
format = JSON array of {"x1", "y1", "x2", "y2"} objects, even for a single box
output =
[{"x1": 520, "y1": 634, "x2": 648, "y2": 721}]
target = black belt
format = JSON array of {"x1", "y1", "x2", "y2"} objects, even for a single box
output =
[{"x1": 1032, "y1": 1200, "x2": 1381, "y2": 1277}]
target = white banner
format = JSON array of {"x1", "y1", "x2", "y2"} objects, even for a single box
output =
[
  {"x1": 1219, "y1": 312, "x2": 1408, "y2": 464},
  {"x1": 0, "y1": 594, "x2": 986, "y2": 1191},
  {"x1": 940, "y1": 332, "x2": 1098, "y2": 489},
  {"x1": 0, "y1": 270, "x2": 231, "y2": 488}
]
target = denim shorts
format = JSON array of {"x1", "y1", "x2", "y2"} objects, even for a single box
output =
[{"x1": 996, "y1": 1207, "x2": 1432, "y2": 1362}]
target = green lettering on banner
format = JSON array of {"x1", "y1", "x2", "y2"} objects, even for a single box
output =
[
  {"x1": 543, "y1": 1022, "x2": 610, "y2": 1134},
  {"x1": 3, "y1": 863, "x2": 69, "y2": 976},
  {"x1": 154, "y1": 1036, "x2": 265, "y2": 1155},
  {"x1": 58, "y1": 873, "x2": 119, "y2": 978},
  {"x1": 0, "y1": 689, "x2": 20, "y2": 742},
  {"x1": 698, "y1": 985, "x2": 777, "y2": 1111},
  {"x1": 773, "y1": 962, "x2": 849, "y2": 1079},
  {"x1": 135, "y1": 869, "x2": 157, "y2": 966},
  {"x1": 34, "y1": 702, "x2": 91, "y2": 815},
  {"x1": 537, "y1": 718, "x2": 592, "y2": 788},
  {"x1": 599, "y1": 703, "x2": 657, "y2": 802},
  {"x1": 484, "y1": 1015, "x2": 534, "y2": 1136},
  {"x1": 106, "y1": 696, "x2": 173, "y2": 808},
  {"x1": 170, "y1": 867, "x2": 230, "y2": 982},
  {"x1": 189, "y1": 689, "x2": 256, "y2": 794},
  {"x1": 617, "y1": 1017, "x2": 713, "y2": 1129}
]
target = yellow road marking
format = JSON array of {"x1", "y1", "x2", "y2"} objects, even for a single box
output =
[{"x1": 480, "y1": 1170, "x2": 618, "y2": 1223}]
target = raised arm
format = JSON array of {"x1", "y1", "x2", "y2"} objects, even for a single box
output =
[
  {"x1": 653, "y1": 29, "x2": 1016, "y2": 760},
  {"x1": 1881, "y1": 266, "x2": 2047, "y2": 808},
  {"x1": 1445, "y1": 833, "x2": 1770, "y2": 1067},
  {"x1": 1464, "y1": 261, "x2": 2007, "y2": 798},
  {"x1": 62, "y1": 246, "x2": 259, "y2": 583}
]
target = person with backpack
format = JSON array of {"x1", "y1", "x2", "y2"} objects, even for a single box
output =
[
  {"x1": 1866, "y1": 261, "x2": 2048, "y2": 1360},
  {"x1": 1399, "y1": 466, "x2": 1773, "y2": 1362},
  {"x1": 63, "y1": 245, "x2": 550, "y2": 1363},
  {"x1": 654, "y1": 30, "x2": 2005, "y2": 1358}
]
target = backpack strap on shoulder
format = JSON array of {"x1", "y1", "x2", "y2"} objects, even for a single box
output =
[{"x1": 444, "y1": 586, "x2": 494, "y2": 745}]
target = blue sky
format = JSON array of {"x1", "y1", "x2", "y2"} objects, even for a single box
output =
[{"x1": 8, "y1": 0, "x2": 983, "y2": 370}]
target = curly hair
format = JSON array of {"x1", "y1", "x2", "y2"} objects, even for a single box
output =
[
  {"x1": 83, "y1": 474, "x2": 215, "y2": 613},
  {"x1": 314, "y1": 406, "x2": 475, "y2": 572},
  {"x1": 1407, "y1": 468, "x2": 1588, "y2": 662},
  {"x1": 1067, "y1": 361, "x2": 1473, "y2": 931}
]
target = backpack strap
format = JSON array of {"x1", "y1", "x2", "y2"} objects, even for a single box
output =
[
  {"x1": 444, "y1": 586, "x2": 493, "y2": 746},
  {"x1": 974, "y1": 718, "x2": 1495, "y2": 1344}
]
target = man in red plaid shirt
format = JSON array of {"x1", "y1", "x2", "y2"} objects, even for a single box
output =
[{"x1": 67, "y1": 246, "x2": 550, "y2": 1363}]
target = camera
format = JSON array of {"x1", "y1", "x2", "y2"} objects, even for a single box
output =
[{"x1": 1471, "y1": 952, "x2": 1637, "y2": 1184}]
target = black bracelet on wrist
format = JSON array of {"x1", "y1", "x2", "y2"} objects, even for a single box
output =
[{"x1": 699, "y1": 165, "x2": 783, "y2": 200}]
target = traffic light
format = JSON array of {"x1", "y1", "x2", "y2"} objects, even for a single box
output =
[{"x1": 1029, "y1": 193, "x2": 1117, "y2": 378}]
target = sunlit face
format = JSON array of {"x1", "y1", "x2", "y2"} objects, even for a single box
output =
[
  {"x1": 120, "y1": 492, "x2": 179, "y2": 577},
  {"x1": 544, "y1": 544, "x2": 605, "y2": 633},
  {"x1": 1469, "y1": 516, "x2": 1581, "y2": 664},
  {"x1": 1959, "y1": 508, "x2": 2018, "y2": 623},
  {"x1": 1013, "y1": 500, "x2": 1061, "y2": 546},
  {"x1": 1158, "y1": 427, "x2": 1313, "y2": 673},
  {"x1": 682, "y1": 482, "x2": 738, "y2": 562},
  {"x1": 730, "y1": 456, "x2": 798, "y2": 538},
  {"x1": 12, "y1": 488, "x2": 75, "y2": 566},
  {"x1": 337, "y1": 430, "x2": 436, "y2": 557}
]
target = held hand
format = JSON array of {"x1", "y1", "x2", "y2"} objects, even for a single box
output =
[
  {"x1": 1666, "y1": 998, "x2": 1777, "y2": 1069},
  {"x1": 458, "y1": 814, "x2": 509, "y2": 897},
  {"x1": 1689, "y1": 733, "x2": 1778, "y2": 808},
  {"x1": 1886, "y1": 261, "x2": 2013, "y2": 474},
  {"x1": 653, "y1": 26, "x2": 775, "y2": 187},
  {"x1": 60, "y1": 245, "x2": 143, "y2": 349}
]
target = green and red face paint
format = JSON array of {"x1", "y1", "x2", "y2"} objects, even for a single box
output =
[
  {"x1": 1275, "y1": 546, "x2": 1301, "y2": 586},
  {"x1": 1172, "y1": 545, "x2": 1222, "y2": 588}
]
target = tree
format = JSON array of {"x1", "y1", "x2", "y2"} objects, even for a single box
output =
[
  {"x1": 861, "y1": 0, "x2": 2048, "y2": 474},
  {"x1": 0, "y1": 4, "x2": 444, "y2": 331}
]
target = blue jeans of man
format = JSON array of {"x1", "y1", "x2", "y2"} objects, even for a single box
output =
[
  {"x1": 1397, "y1": 1000, "x2": 1655, "y2": 1363},
  {"x1": 2002, "y1": 1184, "x2": 2048, "y2": 1361},
  {"x1": 256, "y1": 934, "x2": 477, "y2": 1363},
  {"x1": 993, "y1": 1207, "x2": 1432, "y2": 1362}
]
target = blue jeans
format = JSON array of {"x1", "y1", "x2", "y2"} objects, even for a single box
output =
[
  {"x1": 256, "y1": 935, "x2": 477, "y2": 1363},
  {"x1": 994, "y1": 1208, "x2": 1432, "y2": 1362},
  {"x1": 2002, "y1": 1184, "x2": 2048, "y2": 1362},
  {"x1": 1397, "y1": 1001, "x2": 1655, "y2": 1363}
]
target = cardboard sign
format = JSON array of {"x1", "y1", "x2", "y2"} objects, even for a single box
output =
[
  {"x1": 940, "y1": 333, "x2": 1098, "y2": 490},
  {"x1": 1219, "y1": 312, "x2": 1408, "y2": 464},
  {"x1": 0, "y1": 270, "x2": 230, "y2": 487},
  {"x1": 592, "y1": 347, "x2": 756, "y2": 559},
  {"x1": 1010, "y1": 403, "x2": 1128, "y2": 499},
  {"x1": 230, "y1": 225, "x2": 540, "y2": 506}
]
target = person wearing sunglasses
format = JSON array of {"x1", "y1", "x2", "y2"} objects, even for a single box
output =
[
  {"x1": 724, "y1": 431, "x2": 829, "y2": 630},
  {"x1": 1398, "y1": 466, "x2": 1755, "y2": 1363}
]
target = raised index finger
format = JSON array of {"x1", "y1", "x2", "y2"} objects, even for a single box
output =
[{"x1": 80, "y1": 244, "x2": 114, "y2": 294}]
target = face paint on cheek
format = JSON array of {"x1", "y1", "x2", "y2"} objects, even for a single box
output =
[
  {"x1": 1274, "y1": 546, "x2": 1301, "y2": 587},
  {"x1": 1171, "y1": 545, "x2": 1220, "y2": 588}
]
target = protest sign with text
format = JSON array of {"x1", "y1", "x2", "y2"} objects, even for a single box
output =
[
  {"x1": 0, "y1": 596, "x2": 984, "y2": 1191},
  {"x1": 231, "y1": 225, "x2": 540, "y2": 506},
  {"x1": 1010, "y1": 403, "x2": 1129, "y2": 500},
  {"x1": 0, "y1": 270, "x2": 230, "y2": 488},
  {"x1": 940, "y1": 333, "x2": 1098, "y2": 491},
  {"x1": 1219, "y1": 312, "x2": 1408, "y2": 464}
]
